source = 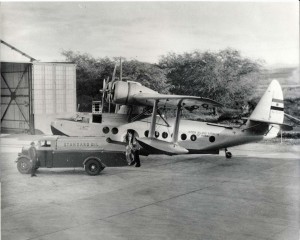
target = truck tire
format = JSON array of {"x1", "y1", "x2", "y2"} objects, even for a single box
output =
[
  {"x1": 17, "y1": 157, "x2": 32, "y2": 174},
  {"x1": 85, "y1": 159, "x2": 103, "y2": 176}
]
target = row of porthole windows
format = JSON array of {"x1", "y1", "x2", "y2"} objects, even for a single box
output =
[
  {"x1": 102, "y1": 127, "x2": 216, "y2": 143},
  {"x1": 144, "y1": 130, "x2": 216, "y2": 143},
  {"x1": 102, "y1": 127, "x2": 119, "y2": 134}
]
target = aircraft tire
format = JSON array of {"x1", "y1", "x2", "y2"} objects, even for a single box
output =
[
  {"x1": 226, "y1": 152, "x2": 232, "y2": 159},
  {"x1": 85, "y1": 159, "x2": 104, "y2": 176},
  {"x1": 17, "y1": 157, "x2": 32, "y2": 174}
]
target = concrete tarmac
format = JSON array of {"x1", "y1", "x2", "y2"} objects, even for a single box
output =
[{"x1": 1, "y1": 135, "x2": 299, "y2": 240}]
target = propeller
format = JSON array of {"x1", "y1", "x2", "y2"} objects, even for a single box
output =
[
  {"x1": 99, "y1": 61, "x2": 117, "y2": 113},
  {"x1": 99, "y1": 58, "x2": 123, "y2": 113},
  {"x1": 111, "y1": 61, "x2": 118, "y2": 84},
  {"x1": 101, "y1": 78, "x2": 107, "y2": 111}
]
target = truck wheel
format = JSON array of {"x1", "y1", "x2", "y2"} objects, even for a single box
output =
[
  {"x1": 85, "y1": 159, "x2": 103, "y2": 176},
  {"x1": 17, "y1": 157, "x2": 32, "y2": 174}
]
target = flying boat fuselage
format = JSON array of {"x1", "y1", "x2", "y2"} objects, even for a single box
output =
[{"x1": 108, "y1": 117, "x2": 266, "y2": 155}]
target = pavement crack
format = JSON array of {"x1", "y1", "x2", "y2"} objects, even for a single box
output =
[
  {"x1": 26, "y1": 181, "x2": 227, "y2": 240},
  {"x1": 102, "y1": 181, "x2": 228, "y2": 221}
]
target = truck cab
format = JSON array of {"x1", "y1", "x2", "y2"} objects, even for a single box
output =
[{"x1": 37, "y1": 136, "x2": 57, "y2": 168}]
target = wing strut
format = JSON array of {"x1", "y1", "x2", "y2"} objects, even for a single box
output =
[
  {"x1": 136, "y1": 99, "x2": 188, "y2": 155},
  {"x1": 149, "y1": 99, "x2": 182, "y2": 142},
  {"x1": 172, "y1": 99, "x2": 183, "y2": 143},
  {"x1": 149, "y1": 100, "x2": 159, "y2": 138},
  {"x1": 157, "y1": 109, "x2": 170, "y2": 127}
]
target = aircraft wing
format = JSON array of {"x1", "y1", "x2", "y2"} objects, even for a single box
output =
[{"x1": 132, "y1": 93, "x2": 222, "y2": 109}]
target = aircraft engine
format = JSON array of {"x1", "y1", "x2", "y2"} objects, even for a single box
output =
[{"x1": 112, "y1": 81, "x2": 157, "y2": 105}]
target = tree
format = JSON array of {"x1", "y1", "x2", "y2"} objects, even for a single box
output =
[
  {"x1": 159, "y1": 49, "x2": 263, "y2": 108},
  {"x1": 122, "y1": 60, "x2": 169, "y2": 94},
  {"x1": 61, "y1": 50, "x2": 115, "y2": 103},
  {"x1": 61, "y1": 50, "x2": 169, "y2": 111}
]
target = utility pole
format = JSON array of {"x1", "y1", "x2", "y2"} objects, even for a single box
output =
[{"x1": 120, "y1": 57, "x2": 122, "y2": 81}]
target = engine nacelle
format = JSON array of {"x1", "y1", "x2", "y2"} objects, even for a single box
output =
[{"x1": 112, "y1": 81, "x2": 157, "y2": 105}]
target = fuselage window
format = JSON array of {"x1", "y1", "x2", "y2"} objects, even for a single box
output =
[
  {"x1": 209, "y1": 136, "x2": 215, "y2": 142},
  {"x1": 162, "y1": 132, "x2": 168, "y2": 139},
  {"x1": 112, "y1": 127, "x2": 119, "y2": 134},
  {"x1": 144, "y1": 130, "x2": 149, "y2": 137},
  {"x1": 181, "y1": 134, "x2": 187, "y2": 140},
  {"x1": 190, "y1": 135, "x2": 197, "y2": 141},
  {"x1": 103, "y1": 127, "x2": 110, "y2": 134},
  {"x1": 155, "y1": 131, "x2": 160, "y2": 138}
]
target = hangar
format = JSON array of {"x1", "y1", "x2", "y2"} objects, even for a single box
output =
[{"x1": 1, "y1": 40, "x2": 76, "y2": 134}]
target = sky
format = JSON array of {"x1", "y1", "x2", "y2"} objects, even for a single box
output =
[{"x1": 0, "y1": 2, "x2": 299, "y2": 67}]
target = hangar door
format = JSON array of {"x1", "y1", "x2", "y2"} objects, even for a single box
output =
[{"x1": 1, "y1": 62, "x2": 34, "y2": 133}]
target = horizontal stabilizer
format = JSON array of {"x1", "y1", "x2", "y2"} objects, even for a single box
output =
[
  {"x1": 280, "y1": 124, "x2": 293, "y2": 131},
  {"x1": 136, "y1": 137, "x2": 188, "y2": 155},
  {"x1": 249, "y1": 120, "x2": 293, "y2": 131},
  {"x1": 284, "y1": 113, "x2": 300, "y2": 124}
]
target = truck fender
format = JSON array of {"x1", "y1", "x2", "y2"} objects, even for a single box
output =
[
  {"x1": 15, "y1": 155, "x2": 31, "y2": 163},
  {"x1": 83, "y1": 156, "x2": 105, "y2": 168}
]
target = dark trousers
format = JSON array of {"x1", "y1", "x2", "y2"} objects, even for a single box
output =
[
  {"x1": 134, "y1": 150, "x2": 141, "y2": 167},
  {"x1": 31, "y1": 160, "x2": 37, "y2": 176}
]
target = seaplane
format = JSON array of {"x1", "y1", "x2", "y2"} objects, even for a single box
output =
[
  {"x1": 51, "y1": 69, "x2": 291, "y2": 160},
  {"x1": 106, "y1": 79, "x2": 292, "y2": 157}
]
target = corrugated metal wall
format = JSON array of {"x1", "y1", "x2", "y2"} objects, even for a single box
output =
[
  {"x1": 33, "y1": 62, "x2": 76, "y2": 134},
  {"x1": 1, "y1": 62, "x2": 34, "y2": 133},
  {"x1": 1, "y1": 62, "x2": 76, "y2": 134},
  {"x1": 33, "y1": 63, "x2": 76, "y2": 115}
]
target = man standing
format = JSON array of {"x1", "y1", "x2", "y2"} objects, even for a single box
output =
[
  {"x1": 125, "y1": 130, "x2": 141, "y2": 167},
  {"x1": 28, "y1": 141, "x2": 38, "y2": 177}
]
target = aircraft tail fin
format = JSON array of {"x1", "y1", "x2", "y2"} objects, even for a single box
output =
[
  {"x1": 248, "y1": 79, "x2": 284, "y2": 125},
  {"x1": 245, "y1": 80, "x2": 291, "y2": 137}
]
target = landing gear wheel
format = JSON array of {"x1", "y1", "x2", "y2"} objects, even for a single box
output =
[
  {"x1": 17, "y1": 157, "x2": 32, "y2": 174},
  {"x1": 85, "y1": 159, "x2": 103, "y2": 176},
  {"x1": 225, "y1": 151, "x2": 232, "y2": 159}
]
